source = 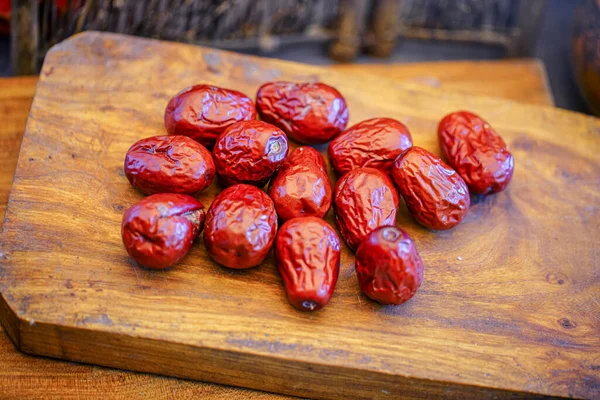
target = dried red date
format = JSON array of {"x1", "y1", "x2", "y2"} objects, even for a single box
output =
[
  {"x1": 164, "y1": 85, "x2": 256, "y2": 148},
  {"x1": 203, "y1": 184, "x2": 277, "y2": 269},
  {"x1": 328, "y1": 118, "x2": 412, "y2": 175},
  {"x1": 438, "y1": 111, "x2": 514, "y2": 194},
  {"x1": 213, "y1": 120, "x2": 289, "y2": 187},
  {"x1": 121, "y1": 194, "x2": 205, "y2": 269},
  {"x1": 268, "y1": 147, "x2": 332, "y2": 221},
  {"x1": 256, "y1": 81, "x2": 349, "y2": 144},
  {"x1": 124, "y1": 135, "x2": 215, "y2": 195},
  {"x1": 275, "y1": 217, "x2": 341, "y2": 311},
  {"x1": 392, "y1": 146, "x2": 470, "y2": 230},
  {"x1": 334, "y1": 167, "x2": 399, "y2": 251},
  {"x1": 356, "y1": 226, "x2": 423, "y2": 305},
  {"x1": 286, "y1": 145, "x2": 327, "y2": 172}
]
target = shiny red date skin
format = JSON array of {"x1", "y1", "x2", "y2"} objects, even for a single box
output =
[
  {"x1": 438, "y1": 111, "x2": 514, "y2": 195},
  {"x1": 164, "y1": 85, "x2": 256, "y2": 148},
  {"x1": 286, "y1": 145, "x2": 327, "y2": 172},
  {"x1": 334, "y1": 167, "x2": 400, "y2": 251},
  {"x1": 268, "y1": 147, "x2": 332, "y2": 221},
  {"x1": 256, "y1": 81, "x2": 349, "y2": 144},
  {"x1": 203, "y1": 184, "x2": 277, "y2": 269},
  {"x1": 213, "y1": 120, "x2": 289, "y2": 187},
  {"x1": 121, "y1": 194, "x2": 205, "y2": 269},
  {"x1": 392, "y1": 146, "x2": 470, "y2": 230},
  {"x1": 328, "y1": 118, "x2": 413, "y2": 175},
  {"x1": 124, "y1": 135, "x2": 215, "y2": 195},
  {"x1": 356, "y1": 226, "x2": 423, "y2": 305},
  {"x1": 275, "y1": 217, "x2": 341, "y2": 311}
]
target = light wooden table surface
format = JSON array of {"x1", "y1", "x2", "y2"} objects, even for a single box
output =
[{"x1": 0, "y1": 59, "x2": 553, "y2": 399}]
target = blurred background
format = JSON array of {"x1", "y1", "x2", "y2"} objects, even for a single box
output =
[{"x1": 0, "y1": 0, "x2": 597, "y2": 115}]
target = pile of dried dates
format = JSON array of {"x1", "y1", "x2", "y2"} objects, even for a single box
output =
[{"x1": 122, "y1": 82, "x2": 514, "y2": 311}]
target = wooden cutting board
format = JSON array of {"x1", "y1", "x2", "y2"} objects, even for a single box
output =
[
  {"x1": 0, "y1": 32, "x2": 598, "y2": 399},
  {"x1": 331, "y1": 59, "x2": 554, "y2": 106},
  {"x1": 0, "y1": 59, "x2": 553, "y2": 400}
]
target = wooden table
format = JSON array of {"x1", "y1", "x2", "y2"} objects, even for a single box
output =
[{"x1": 0, "y1": 59, "x2": 554, "y2": 399}]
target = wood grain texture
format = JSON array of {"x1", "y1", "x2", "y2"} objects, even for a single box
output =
[
  {"x1": 0, "y1": 32, "x2": 598, "y2": 399},
  {"x1": 0, "y1": 76, "x2": 36, "y2": 224},
  {"x1": 0, "y1": 78, "x2": 290, "y2": 400},
  {"x1": 331, "y1": 59, "x2": 554, "y2": 106},
  {"x1": 0, "y1": 58, "x2": 555, "y2": 399},
  {"x1": 0, "y1": 328, "x2": 289, "y2": 400}
]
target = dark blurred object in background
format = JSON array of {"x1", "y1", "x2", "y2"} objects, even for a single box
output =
[
  {"x1": 0, "y1": 0, "x2": 9, "y2": 34},
  {"x1": 571, "y1": 0, "x2": 600, "y2": 116},
  {"x1": 0, "y1": 0, "x2": 594, "y2": 115},
  {"x1": 10, "y1": 0, "x2": 546, "y2": 74}
]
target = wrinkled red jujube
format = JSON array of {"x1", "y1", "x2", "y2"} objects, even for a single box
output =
[
  {"x1": 213, "y1": 120, "x2": 289, "y2": 187},
  {"x1": 334, "y1": 167, "x2": 400, "y2": 251},
  {"x1": 275, "y1": 217, "x2": 341, "y2": 311},
  {"x1": 203, "y1": 184, "x2": 277, "y2": 269},
  {"x1": 124, "y1": 135, "x2": 215, "y2": 195},
  {"x1": 356, "y1": 226, "x2": 424, "y2": 305},
  {"x1": 286, "y1": 145, "x2": 327, "y2": 172},
  {"x1": 438, "y1": 111, "x2": 514, "y2": 195},
  {"x1": 164, "y1": 85, "x2": 256, "y2": 148},
  {"x1": 256, "y1": 81, "x2": 349, "y2": 144},
  {"x1": 121, "y1": 194, "x2": 205, "y2": 269},
  {"x1": 328, "y1": 117, "x2": 412, "y2": 175},
  {"x1": 268, "y1": 146, "x2": 332, "y2": 221},
  {"x1": 392, "y1": 146, "x2": 470, "y2": 230}
]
